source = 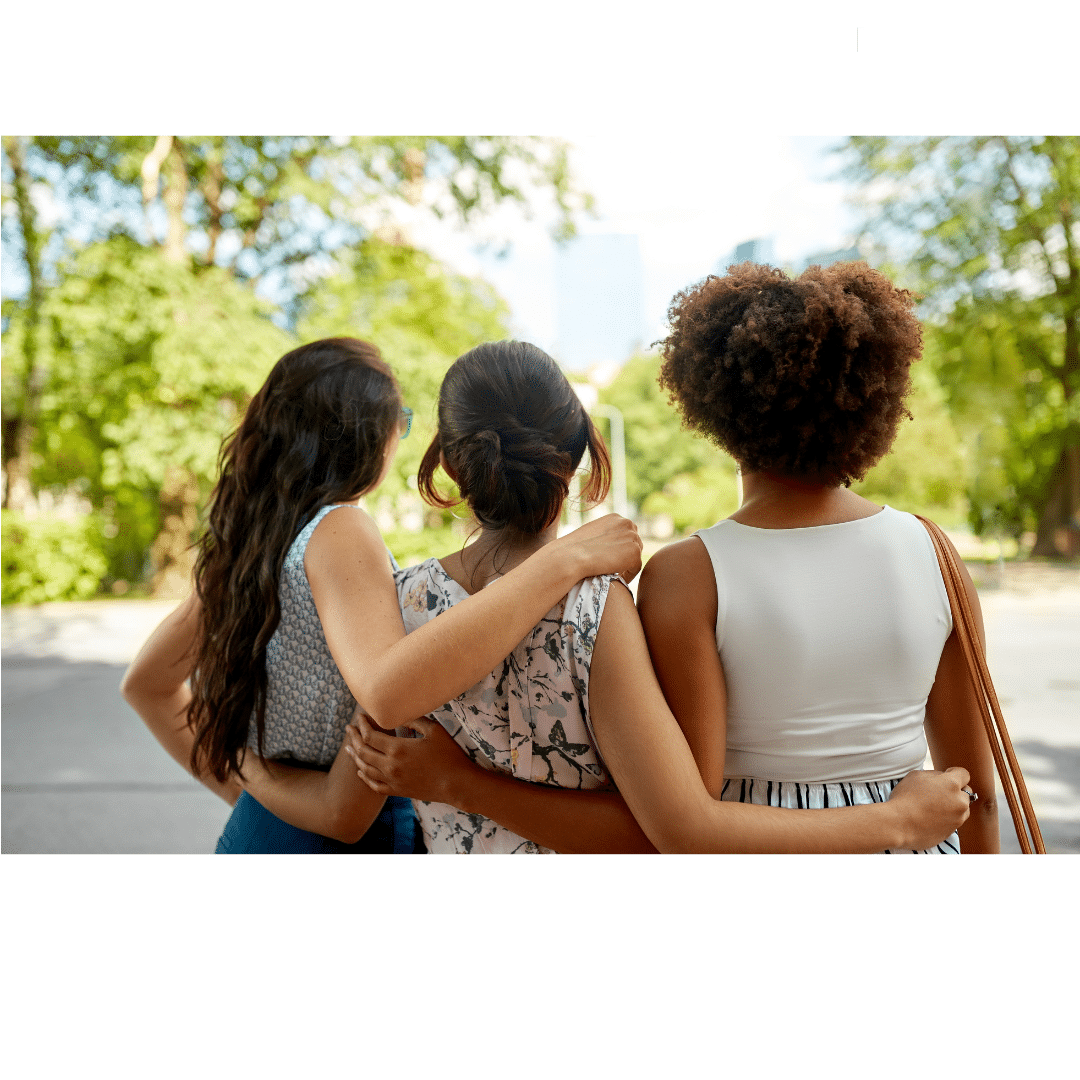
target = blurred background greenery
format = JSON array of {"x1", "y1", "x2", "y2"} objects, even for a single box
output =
[{"x1": 2, "y1": 135, "x2": 1078, "y2": 604}]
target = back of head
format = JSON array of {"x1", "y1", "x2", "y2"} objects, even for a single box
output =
[
  {"x1": 658, "y1": 262, "x2": 923, "y2": 485},
  {"x1": 418, "y1": 341, "x2": 610, "y2": 534},
  {"x1": 190, "y1": 336, "x2": 401, "y2": 782},
  {"x1": 230, "y1": 336, "x2": 401, "y2": 524}
]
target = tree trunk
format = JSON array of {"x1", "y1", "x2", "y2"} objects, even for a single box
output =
[
  {"x1": 1031, "y1": 444, "x2": 1080, "y2": 558},
  {"x1": 149, "y1": 465, "x2": 201, "y2": 597},
  {"x1": 2, "y1": 136, "x2": 47, "y2": 512},
  {"x1": 139, "y1": 135, "x2": 173, "y2": 243},
  {"x1": 162, "y1": 139, "x2": 189, "y2": 265},
  {"x1": 203, "y1": 146, "x2": 224, "y2": 265},
  {"x1": 1031, "y1": 307, "x2": 1080, "y2": 558}
]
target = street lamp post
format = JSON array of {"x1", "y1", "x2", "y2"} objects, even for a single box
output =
[
  {"x1": 591, "y1": 404, "x2": 628, "y2": 519},
  {"x1": 572, "y1": 384, "x2": 628, "y2": 520}
]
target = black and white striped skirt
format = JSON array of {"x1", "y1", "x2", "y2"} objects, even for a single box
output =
[{"x1": 719, "y1": 776, "x2": 961, "y2": 854}]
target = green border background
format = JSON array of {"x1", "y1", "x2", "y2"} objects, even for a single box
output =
[{"x1": 4, "y1": 4, "x2": 1075, "y2": 1075}]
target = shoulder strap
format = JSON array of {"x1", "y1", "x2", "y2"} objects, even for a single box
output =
[{"x1": 915, "y1": 515, "x2": 1046, "y2": 854}]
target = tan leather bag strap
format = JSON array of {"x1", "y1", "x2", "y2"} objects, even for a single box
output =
[{"x1": 916, "y1": 515, "x2": 1046, "y2": 854}]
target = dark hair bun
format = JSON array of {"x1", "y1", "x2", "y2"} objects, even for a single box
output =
[
  {"x1": 456, "y1": 422, "x2": 576, "y2": 533},
  {"x1": 416, "y1": 341, "x2": 613, "y2": 534}
]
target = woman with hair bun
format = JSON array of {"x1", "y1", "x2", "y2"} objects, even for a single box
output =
[
  {"x1": 121, "y1": 336, "x2": 642, "y2": 853},
  {"x1": 338, "y1": 339, "x2": 974, "y2": 853},
  {"x1": 638, "y1": 261, "x2": 999, "y2": 853}
]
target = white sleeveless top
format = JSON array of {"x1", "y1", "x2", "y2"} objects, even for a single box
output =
[
  {"x1": 394, "y1": 561, "x2": 616, "y2": 854},
  {"x1": 694, "y1": 506, "x2": 952, "y2": 784}
]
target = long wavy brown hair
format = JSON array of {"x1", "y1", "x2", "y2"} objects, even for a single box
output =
[{"x1": 188, "y1": 337, "x2": 402, "y2": 782}]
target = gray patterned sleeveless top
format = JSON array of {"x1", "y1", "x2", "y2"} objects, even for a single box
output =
[{"x1": 249, "y1": 503, "x2": 399, "y2": 766}]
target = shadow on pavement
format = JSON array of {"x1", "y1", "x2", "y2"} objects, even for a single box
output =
[{"x1": 997, "y1": 740, "x2": 1080, "y2": 854}]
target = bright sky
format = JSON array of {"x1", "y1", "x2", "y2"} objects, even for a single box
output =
[{"x1": 401, "y1": 135, "x2": 857, "y2": 364}]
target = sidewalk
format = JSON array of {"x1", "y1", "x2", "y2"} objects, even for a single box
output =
[{"x1": 3, "y1": 567, "x2": 1078, "y2": 853}]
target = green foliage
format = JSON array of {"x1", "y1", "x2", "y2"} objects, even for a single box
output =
[
  {"x1": 926, "y1": 298, "x2": 1075, "y2": 536},
  {"x1": 596, "y1": 353, "x2": 734, "y2": 510},
  {"x1": 854, "y1": 360, "x2": 968, "y2": 526},
  {"x1": 640, "y1": 464, "x2": 740, "y2": 533},
  {"x1": 840, "y1": 136, "x2": 1080, "y2": 545},
  {"x1": 20, "y1": 137, "x2": 590, "y2": 295},
  {"x1": 2, "y1": 510, "x2": 108, "y2": 604},
  {"x1": 6, "y1": 236, "x2": 292, "y2": 585},
  {"x1": 298, "y1": 238, "x2": 511, "y2": 520},
  {"x1": 381, "y1": 524, "x2": 470, "y2": 569}
]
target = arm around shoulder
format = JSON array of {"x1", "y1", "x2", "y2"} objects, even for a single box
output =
[
  {"x1": 636, "y1": 537, "x2": 727, "y2": 796},
  {"x1": 306, "y1": 509, "x2": 643, "y2": 729},
  {"x1": 591, "y1": 583, "x2": 971, "y2": 853}
]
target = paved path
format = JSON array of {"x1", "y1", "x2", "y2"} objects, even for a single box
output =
[{"x1": 3, "y1": 570, "x2": 1078, "y2": 854}]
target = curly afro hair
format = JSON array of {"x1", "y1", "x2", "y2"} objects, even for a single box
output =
[{"x1": 658, "y1": 261, "x2": 923, "y2": 486}]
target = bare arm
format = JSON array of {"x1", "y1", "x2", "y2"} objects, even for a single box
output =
[
  {"x1": 924, "y1": 544, "x2": 1000, "y2": 854},
  {"x1": 306, "y1": 508, "x2": 642, "y2": 729},
  {"x1": 177, "y1": 510, "x2": 640, "y2": 838},
  {"x1": 636, "y1": 537, "x2": 727, "y2": 795},
  {"x1": 589, "y1": 584, "x2": 973, "y2": 853},
  {"x1": 119, "y1": 594, "x2": 243, "y2": 806},
  {"x1": 238, "y1": 739, "x2": 388, "y2": 844},
  {"x1": 347, "y1": 716, "x2": 655, "y2": 854}
]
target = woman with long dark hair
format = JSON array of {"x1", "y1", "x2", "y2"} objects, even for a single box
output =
[
  {"x1": 121, "y1": 337, "x2": 642, "y2": 853},
  {"x1": 260, "y1": 340, "x2": 974, "y2": 853}
]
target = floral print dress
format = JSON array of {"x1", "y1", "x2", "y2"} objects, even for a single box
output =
[{"x1": 394, "y1": 560, "x2": 616, "y2": 853}]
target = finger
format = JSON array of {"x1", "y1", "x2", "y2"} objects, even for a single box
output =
[
  {"x1": 410, "y1": 717, "x2": 443, "y2": 739},
  {"x1": 357, "y1": 717, "x2": 397, "y2": 753},
  {"x1": 354, "y1": 757, "x2": 391, "y2": 788},
  {"x1": 944, "y1": 766, "x2": 971, "y2": 788},
  {"x1": 355, "y1": 743, "x2": 390, "y2": 767},
  {"x1": 356, "y1": 770, "x2": 391, "y2": 795}
]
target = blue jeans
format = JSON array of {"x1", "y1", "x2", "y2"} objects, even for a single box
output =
[{"x1": 215, "y1": 792, "x2": 424, "y2": 854}]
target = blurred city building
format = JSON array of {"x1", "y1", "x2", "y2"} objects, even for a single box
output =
[
  {"x1": 715, "y1": 238, "x2": 863, "y2": 275},
  {"x1": 716, "y1": 237, "x2": 777, "y2": 271},
  {"x1": 555, "y1": 234, "x2": 645, "y2": 371},
  {"x1": 796, "y1": 244, "x2": 862, "y2": 272}
]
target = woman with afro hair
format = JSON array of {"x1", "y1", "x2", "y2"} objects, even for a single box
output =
[{"x1": 637, "y1": 261, "x2": 999, "y2": 853}]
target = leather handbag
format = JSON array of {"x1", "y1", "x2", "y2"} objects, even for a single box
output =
[{"x1": 916, "y1": 515, "x2": 1046, "y2": 853}]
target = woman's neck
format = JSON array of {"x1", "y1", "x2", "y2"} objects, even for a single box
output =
[
  {"x1": 440, "y1": 521, "x2": 561, "y2": 595},
  {"x1": 732, "y1": 469, "x2": 881, "y2": 529}
]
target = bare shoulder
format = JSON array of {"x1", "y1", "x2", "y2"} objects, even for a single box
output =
[
  {"x1": 305, "y1": 503, "x2": 387, "y2": 570},
  {"x1": 638, "y1": 536, "x2": 716, "y2": 626}
]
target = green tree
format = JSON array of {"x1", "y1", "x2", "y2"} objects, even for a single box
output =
[
  {"x1": 853, "y1": 358, "x2": 967, "y2": 526},
  {"x1": 7, "y1": 236, "x2": 291, "y2": 595},
  {"x1": 2, "y1": 135, "x2": 588, "y2": 598},
  {"x1": 841, "y1": 136, "x2": 1080, "y2": 556},
  {"x1": 18, "y1": 136, "x2": 589, "y2": 289},
  {"x1": 298, "y1": 237, "x2": 510, "y2": 557},
  {"x1": 597, "y1": 353, "x2": 734, "y2": 510}
]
